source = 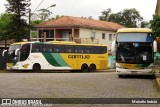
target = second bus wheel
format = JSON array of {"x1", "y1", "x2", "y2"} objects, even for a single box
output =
[
  {"x1": 89, "y1": 64, "x2": 96, "y2": 72},
  {"x1": 81, "y1": 64, "x2": 89, "y2": 72},
  {"x1": 33, "y1": 63, "x2": 41, "y2": 72}
]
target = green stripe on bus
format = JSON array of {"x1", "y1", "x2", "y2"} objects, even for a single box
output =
[
  {"x1": 51, "y1": 53, "x2": 68, "y2": 66},
  {"x1": 136, "y1": 63, "x2": 151, "y2": 67},
  {"x1": 42, "y1": 53, "x2": 61, "y2": 66},
  {"x1": 42, "y1": 53, "x2": 68, "y2": 67}
]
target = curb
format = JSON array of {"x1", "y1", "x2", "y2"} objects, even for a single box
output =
[{"x1": 98, "y1": 69, "x2": 115, "y2": 72}]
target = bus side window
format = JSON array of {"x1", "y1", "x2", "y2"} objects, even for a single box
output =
[
  {"x1": 100, "y1": 46, "x2": 107, "y2": 54},
  {"x1": 65, "y1": 46, "x2": 74, "y2": 53},
  {"x1": 20, "y1": 44, "x2": 30, "y2": 61},
  {"x1": 32, "y1": 44, "x2": 42, "y2": 53},
  {"x1": 75, "y1": 46, "x2": 84, "y2": 53},
  {"x1": 43, "y1": 44, "x2": 53, "y2": 53},
  {"x1": 54, "y1": 45, "x2": 64, "y2": 53},
  {"x1": 85, "y1": 46, "x2": 94, "y2": 53},
  {"x1": 94, "y1": 47, "x2": 100, "y2": 54}
]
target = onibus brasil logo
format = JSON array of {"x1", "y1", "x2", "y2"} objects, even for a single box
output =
[{"x1": 0, "y1": 99, "x2": 52, "y2": 106}]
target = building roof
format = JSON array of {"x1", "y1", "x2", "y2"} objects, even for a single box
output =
[{"x1": 35, "y1": 16, "x2": 125, "y2": 31}]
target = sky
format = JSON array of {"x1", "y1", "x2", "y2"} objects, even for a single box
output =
[{"x1": 0, "y1": 0, "x2": 157, "y2": 21}]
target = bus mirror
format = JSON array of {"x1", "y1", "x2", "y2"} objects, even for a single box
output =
[
  {"x1": 15, "y1": 49, "x2": 20, "y2": 56},
  {"x1": 2, "y1": 50, "x2": 7, "y2": 57},
  {"x1": 111, "y1": 40, "x2": 116, "y2": 55},
  {"x1": 153, "y1": 40, "x2": 157, "y2": 52}
]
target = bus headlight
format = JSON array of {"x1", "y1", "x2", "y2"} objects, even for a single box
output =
[
  {"x1": 144, "y1": 66, "x2": 152, "y2": 69},
  {"x1": 116, "y1": 66, "x2": 125, "y2": 69}
]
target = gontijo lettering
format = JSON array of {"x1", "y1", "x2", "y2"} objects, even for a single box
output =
[{"x1": 68, "y1": 55, "x2": 90, "y2": 59}]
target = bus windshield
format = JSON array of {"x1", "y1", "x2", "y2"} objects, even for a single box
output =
[
  {"x1": 8, "y1": 44, "x2": 31, "y2": 62},
  {"x1": 9, "y1": 44, "x2": 21, "y2": 52},
  {"x1": 8, "y1": 44, "x2": 21, "y2": 61},
  {"x1": 117, "y1": 33, "x2": 153, "y2": 42},
  {"x1": 116, "y1": 42, "x2": 153, "y2": 64}
]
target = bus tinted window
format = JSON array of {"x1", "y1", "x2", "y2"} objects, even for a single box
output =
[
  {"x1": 100, "y1": 46, "x2": 107, "y2": 54},
  {"x1": 32, "y1": 44, "x2": 42, "y2": 53},
  {"x1": 65, "y1": 46, "x2": 74, "y2": 53},
  {"x1": 54, "y1": 45, "x2": 64, "y2": 53},
  {"x1": 20, "y1": 44, "x2": 30, "y2": 61},
  {"x1": 94, "y1": 47, "x2": 101, "y2": 54},
  {"x1": 43, "y1": 44, "x2": 54, "y2": 53},
  {"x1": 75, "y1": 46, "x2": 84, "y2": 53},
  {"x1": 85, "y1": 46, "x2": 94, "y2": 53}
]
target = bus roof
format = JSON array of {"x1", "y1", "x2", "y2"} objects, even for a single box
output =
[
  {"x1": 11, "y1": 41, "x2": 107, "y2": 46},
  {"x1": 46, "y1": 41, "x2": 107, "y2": 46},
  {"x1": 12, "y1": 41, "x2": 40, "y2": 45},
  {"x1": 117, "y1": 28, "x2": 152, "y2": 33},
  {"x1": 47, "y1": 41, "x2": 76, "y2": 44}
]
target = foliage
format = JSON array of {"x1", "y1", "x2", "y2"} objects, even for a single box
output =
[
  {"x1": 88, "y1": 16, "x2": 93, "y2": 19},
  {"x1": 5, "y1": 0, "x2": 31, "y2": 41},
  {"x1": 5, "y1": 0, "x2": 31, "y2": 19},
  {"x1": 99, "y1": 8, "x2": 112, "y2": 21},
  {"x1": 31, "y1": 31, "x2": 37, "y2": 38},
  {"x1": 48, "y1": 15, "x2": 64, "y2": 20},
  {"x1": 140, "y1": 21, "x2": 150, "y2": 28},
  {"x1": 0, "y1": 13, "x2": 13, "y2": 40},
  {"x1": 31, "y1": 20, "x2": 43, "y2": 25},
  {"x1": 99, "y1": 8, "x2": 143, "y2": 28},
  {"x1": 150, "y1": 14, "x2": 160, "y2": 38},
  {"x1": 37, "y1": 8, "x2": 52, "y2": 20}
]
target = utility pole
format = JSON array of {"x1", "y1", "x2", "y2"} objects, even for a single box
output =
[
  {"x1": 29, "y1": 8, "x2": 31, "y2": 25},
  {"x1": 28, "y1": 8, "x2": 31, "y2": 41}
]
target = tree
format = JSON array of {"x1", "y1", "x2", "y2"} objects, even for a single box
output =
[
  {"x1": 99, "y1": 8, "x2": 111, "y2": 21},
  {"x1": 5, "y1": 0, "x2": 31, "y2": 41},
  {"x1": 88, "y1": 16, "x2": 93, "y2": 19},
  {"x1": 5, "y1": 0, "x2": 31, "y2": 20},
  {"x1": 48, "y1": 15, "x2": 64, "y2": 20},
  {"x1": 99, "y1": 8, "x2": 143, "y2": 28},
  {"x1": 140, "y1": 21, "x2": 150, "y2": 28},
  {"x1": 150, "y1": 14, "x2": 160, "y2": 38},
  {"x1": 31, "y1": 20, "x2": 43, "y2": 25},
  {"x1": 0, "y1": 13, "x2": 14, "y2": 40},
  {"x1": 37, "y1": 9, "x2": 52, "y2": 20}
]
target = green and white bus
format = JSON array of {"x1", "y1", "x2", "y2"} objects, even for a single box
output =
[{"x1": 4, "y1": 41, "x2": 108, "y2": 72}]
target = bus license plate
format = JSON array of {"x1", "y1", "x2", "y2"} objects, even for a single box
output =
[{"x1": 131, "y1": 71, "x2": 137, "y2": 75}]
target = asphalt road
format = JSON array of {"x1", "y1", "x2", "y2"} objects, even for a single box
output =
[{"x1": 0, "y1": 71, "x2": 159, "y2": 107}]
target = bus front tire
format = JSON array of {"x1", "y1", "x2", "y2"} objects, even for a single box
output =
[
  {"x1": 89, "y1": 64, "x2": 96, "y2": 72},
  {"x1": 33, "y1": 63, "x2": 41, "y2": 72},
  {"x1": 81, "y1": 64, "x2": 89, "y2": 72}
]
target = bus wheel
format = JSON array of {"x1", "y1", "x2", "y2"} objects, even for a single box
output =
[
  {"x1": 33, "y1": 63, "x2": 41, "y2": 72},
  {"x1": 118, "y1": 75, "x2": 124, "y2": 78},
  {"x1": 81, "y1": 64, "x2": 89, "y2": 72},
  {"x1": 89, "y1": 64, "x2": 96, "y2": 72}
]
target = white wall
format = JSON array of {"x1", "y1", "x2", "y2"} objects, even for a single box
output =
[{"x1": 79, "y1": 28, "x2": 116, "y2": 50}]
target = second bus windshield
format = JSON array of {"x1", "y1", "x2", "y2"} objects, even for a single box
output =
[{"x1": 116, "y1": 42, "x2": 153, "y2": 64}]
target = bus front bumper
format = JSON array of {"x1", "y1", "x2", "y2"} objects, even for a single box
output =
[
  {"x1": 116, "y1": 68, "x2": 153, "y2": 75},
  {"x1": 6, "y1": 63, "x2": 32, "y2": 71}
]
